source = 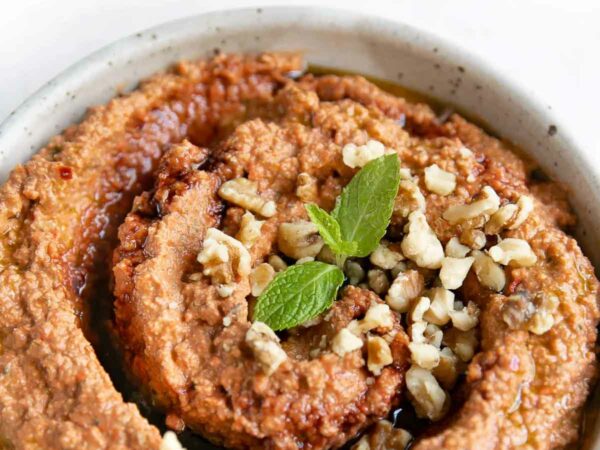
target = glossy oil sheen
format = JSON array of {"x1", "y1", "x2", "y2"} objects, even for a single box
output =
[{"x1": 0, "y1": 7, "x2": 598, "y2": 449}]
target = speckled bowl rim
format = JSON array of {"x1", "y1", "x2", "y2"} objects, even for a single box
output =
[{"x1": 0, "y1": 5, "x2": 598, "y2": 448}]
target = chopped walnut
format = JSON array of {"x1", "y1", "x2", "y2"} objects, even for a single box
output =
[
  {"x1": 445, "y1": 236, "x2": 471, "y2": 258},
  {"x1": 218, "y1": 178, "x2": 276, "y2": 218},
  {"x1": 316, "y1": 244, "x2": 337, "y2": 265},
  {"x1": 390, "y1": 261, "x2": 408, "y2": 279},
  {"x1": 432, "y1": 347, "x2": 461, "y2": 390},
  {"x1": 160, "y1": 431, "x2": 186, "y2": 450},
  {"x1": 296, "y1": 172, "x2": 318, "y2": 202},
  {"x1": 425, "y1": 323, "x2": 443, "y2": 348},
  {"x1": 401, "y1": 211, "x2": 444, "y2": 269},
  {"x1": 458, "y1": 146, "x2": 474, "y2": 158},
  {"x1": 345, "y1": 260, "x2": 366, "y2": 285},
  {"x1": 443, "y1": 327, "x2": 478, "y2": 362},
  {"x1": 197, "y1": 228, "x2": 251, "y2": 286},
  {"x1": 439, "y1": 256, "x2": 474, "y2": 290},
  {"x1": 353, "y1": 437, "x2": 370, "y2": 450},
  {"x1": 215, "y1": 284, "x2": 235, "y2": 298},
  {"x1": 361, "y1": 302, "x2": 395, "y2": 332},
  {"x1": 250, "y1": 263, "x2": 275, "y2": 297},
  {"x1": 448, "y1": 301, "x2": 480, "y2": 331},
  {"x1": 268, "y1": 254, "x2": 288, "y2": 272},
  {"x1": 367, "y1": 336, "x2": 394, "y2": 375},
  {"x1": 509, "y1": 195, "x2": 534, "y2": 229},
  {"x1": 472, "y1": 250, "x2": 506, "y2": 291},
  {"x1": 246, "y1": 322, "x2": 287, "y2": 375},
  {"x1": 501, "y1": 294, "x2": 536, "y2": 330},
  {"x1": 352, "y1": 420, "x2": 412, "y2": 450},
  {"x1": 399, "y1": 167, "x2": 414, "y2": 180},
  {"x1": 460, "y1": 228, "x2": 486, "y2": 250},
  {"x1": 409, "y1": 321, "x2": 427, "y2": 343},
  {"x1": 423, "y1": 287, "x2": 455, "y2": 326},
  {"x1": 277, "y1": 220, "x2": 324, "y2": 260},
  {"x1": 350, "y1": 302, "x2": 395, "y2": 335},
  {"x1": 442, "y1": 186, "x2": 500, "y2": 224},
  {"x1": 342, "y1": 140, "x2": 387, "y2": 168},
  {"x1": 485, "y1": 203, "x2": 519, "y2": 234},
  {"x1": 424, "y1": 164, "x2": 456, "y2": 196},
  {"x1": 406, "y1": 365, "x2": 449, "y2": 421},
  {"x1": 503, "y1": 293, "x2": 559, "y2": 335},
  {"x1": 386, "y1": 270, "x2": 424, "y2": 312},
  {"x1": 394, "y1": 180, "x2": 426, "y2": 217},
  {"x1": 488, "y1": 238, "x2": 537, "y2": 267},
  {"x1": 409, "y1": 322, "x2": 442, "y2": 348},
  {"x1": 370, "y1": 240, "x2": 404, "y2": 269},
  {"x1": 332, "y1": 328, "x2": 364, "y2": 357},
  {"x1": 296, "y1": 256, "x2": 315, "y2": 264},
  {"x1": 368, "y1": 269, "x2": 390, "y2": 295},
  {"x1": 528, "y1": 294, "x2": 559, "y2": 335},
  {"x1": 410, "y1": 296, "x2": 431, "y2": 323},
  {"x1": 409, "y1": 342, "x2": 440, "y2": 370},
  {"x1": 236, "y1": 211, "x2": 264, "y2": 248}
]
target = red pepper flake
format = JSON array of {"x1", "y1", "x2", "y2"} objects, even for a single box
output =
[
  {"x1": 507, "y1": 278, "x2": 521, "y2": 295},
  {"x1": 58, "y1": 166, "x2": 73, "y2": 180}
]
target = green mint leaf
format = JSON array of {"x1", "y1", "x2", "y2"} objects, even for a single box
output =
[
  {"x1": 305, "y1": 204, "x2": 358, "y2": 256},
  {"x1": 332, "y1": 154, "x2": 401, "y2": 257},
  {"x1": 253, "y1": 261, "x2": 344, "y2": 330}
]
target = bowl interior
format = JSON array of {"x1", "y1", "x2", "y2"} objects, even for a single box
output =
[{"x1": 0, "y1": 6, "x2": 598, "y2": 448}]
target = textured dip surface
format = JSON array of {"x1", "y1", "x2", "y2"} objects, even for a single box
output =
[{"x1": 0, "y1": 53, "x2": 597, "y2": 450}]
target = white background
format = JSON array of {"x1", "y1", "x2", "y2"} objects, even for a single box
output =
[{"x1": 1, "y1": 0, "x2": 599, "y2": 152}]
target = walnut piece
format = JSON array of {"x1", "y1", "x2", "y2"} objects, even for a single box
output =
[
  {"x1": 349, "y1": 302, "x2": 395, "y2": 335},
  {"x1": 406, "y1": 366, "x2": 448, "y2": 421},
  {"x1": 409, "y1": 342, "x2": 440, "y2": 370},
  {"x1": 401, "y1": 211, "x2": 444, "y2": 269},
  {"x1": 218, "y1": 177, "x2": 276, "y2": 217},
  {"x1": 432, "y1": 347, "x2": 461, "y2": 390},
  {"x1": 370, "y1": 240, "x2": 404, "y2": 270},
  {"x1": 367, "y1": 336, "x2": 394, "y2": 375},
  {"x1": 394, "y1": 180, "x2": 426, "y2": 217},
  {"x1": 442, "y1": 186, "x2": 500, "y2": 224},
  {"x1": 245, "y1": 322, "x2": 287, "y2": 375},
  {"x1": 352, "y1": 420, "x2": 412, "y2": 450},
  {"x1": 160, "y1": 431, "x2": 186, "y2": 450},
  {"x1": 368, "y1": 269, "x2": 390, "y2": 295},
  {"x1": 448, "y1": 301, "x2": 480, "y2": 331},
  {"x1": 472, "y1": 249, "x2": 506, "y2": 291},
  {"x1": 342, "y1": 139, "x2": 387, "y2": 168},
  {"x1": 488, "y1": 238, "x2": 537, "y2": 267},
  {"x1": 424, "y1": 164, "x2": 456, "y2": 196},
  {"x1": 423, "y1": 287, "x2": 455, "y2": 326},
  {"x1": 250, "y1": 263, "x2": 276, "y2": 297},
  {"x1": 445, "y1": 236, "x2": 471, "y2": 258},
  {"x1": 439, "y1": 256, "x2": 474, "y2": 290},
  {"x1": 236, "y1": 211, "x2": 264, "y2": 249},
  {"x1": 277, "y1": 220, "x2": 324, "y2": 260},
  {"x1": 332, "y1": 328, "x2": 364, "y2": 356},
  {"x1": 386, "y1": 270, "x2": 424, "y2": 312},
  {"x1": 296, "y1": 172, "x2": 318, "y2": 202},
  {"x1": 197, "y1": 228, "x2": 251, "y2": 286}
]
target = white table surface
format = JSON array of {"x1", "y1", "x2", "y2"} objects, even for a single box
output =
[{"x1": 1, "y1": 0, "x2": 599, "y2": 153}]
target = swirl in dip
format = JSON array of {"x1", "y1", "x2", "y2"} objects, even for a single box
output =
[{"x1": 0, "y1": 53, "x2": 597, "y2": 450}]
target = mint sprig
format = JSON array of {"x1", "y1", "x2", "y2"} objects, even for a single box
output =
[
  {"x1": 252, "y1": 154, "x2": 401, "y2": 331},
  {"x1": 253, "y1": 261, "x2": 344, "y2": 330},
  {"x1": 307, "y1": 154, "x2": 401, "y2": 258},
  {"x1": 306, "y1": 204, "x2": 358, "y2": 256}
]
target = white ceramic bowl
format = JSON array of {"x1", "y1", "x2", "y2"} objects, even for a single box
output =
[{"x1": 0, "y1": 6, "x2": 598, "y2": 448}]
